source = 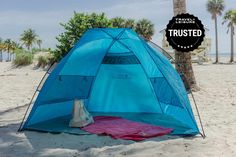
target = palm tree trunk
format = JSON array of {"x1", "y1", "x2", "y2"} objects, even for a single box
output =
[
  {"x1": 173, "y1": 0, "x2": 198, "y2": 91},
  {"x1": 215, "y1": 16, "x2": 219, "y2": 63},
  {"x1": 175, "y1": 52, "x2": 197, "y2": 90},
  {"x1": 230, "y1": 25, "x2": 234, "y2": 62},
  {"x1": 7, "y1": 49, "x2": 10, "y2": 62},
  {"x1": 0, "y1": 51, "x2": 2, "y2": 62}
]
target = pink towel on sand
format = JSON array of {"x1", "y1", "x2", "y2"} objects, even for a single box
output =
[{"x1": 81, "y1": 116, "x2": 173, "y2": 141}]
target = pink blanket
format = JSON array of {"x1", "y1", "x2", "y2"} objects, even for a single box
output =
[{"x1": 81, "y1": 116, "x2": 173, "y2": 141}]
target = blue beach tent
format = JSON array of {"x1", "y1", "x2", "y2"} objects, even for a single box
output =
[{"x1": 21, "y1": 28, "x2": 200, "y2": 135}]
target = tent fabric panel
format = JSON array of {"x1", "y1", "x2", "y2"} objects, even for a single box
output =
[
  {"x1": 88, "y1": 64, "x2": 162, "y2": 113},
  {"x1": 101, "y1": 28, "x2": 126, "y2": 38},
  {"x1": 108, "y1": 41, "x2": 131, "y2": 53},
  {"x1": 141, "y1": 39, "x2": 199, "y2": 132},
  {"x1": 25, "y1": 115, "x2": 90, "y2": 135},
  {"x1": 59, "y1": 39, "x2": 113, "y2": 76},
  {"x1": 23, "y1": 46, "x2": 76, "y2": 128},
  {"x1": 38, "y1": 75, "x2": 94, "y2": 105},
  {"x1": 27, "y1": 101, "x2": 73, "y2": 126},
  {"x1": 120, "y1": 29, "x2": 140, "y2": 41},
  {"x1": 144, "y1": 41, "x2": 193, "y2": 112},
  {"x1": 150, "y1": 77, "x2": 181, "y2": 108},
  {"x1": 119, "y1": 39, "x2": 163, "y2": 78},
  {"x1": 76, "y1": 29, "x2": 112, "y2": 46},
  {"x1": 102, "y1": 54, "x2": 140, "y2": 64},
  {"x1": 159, "y1": 102, "x2": 198, "y2": 133}
]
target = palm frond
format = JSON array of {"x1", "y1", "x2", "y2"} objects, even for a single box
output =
[{"x1": 207, "y1": 0, "x2": 225, "y2": 19}]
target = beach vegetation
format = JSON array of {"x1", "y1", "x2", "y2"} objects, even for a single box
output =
[
  {"x1": 135, "y1": 19, "x2": 155, "y2": 41},
  {"x1": 13, "y1": 50, "x2": 33, "y2": 66},
  {"x1": 3, "y1": 39, "x2": 16, "y2": 62},
  {"x1": 20, "y1": 28, "x2": 38, "y2": 51},
  {"x1": 111, "y1": 17, "x2": 126, "y2": 27},
  {"x1": 222, "y1": 9, "x2": 236, "y2": 62},
  {"x1": 0, "y1": 38, "x2": 4, "y2": 62},
  {"x1": 36, "y1": 39, "x2": 42, "y2": 50},
  {"x1": 207, "y1": 0, "x2": 225, "y2": 63},
  {"x1": 36, "y1": 54, "x2": 54, "y2": 68},
  {"x1": 124, "y1": 19, "x2": 136, "y2": 29}
]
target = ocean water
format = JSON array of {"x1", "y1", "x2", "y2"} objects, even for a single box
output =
[
  {"x1": 0, "y1": 52, "x2": 15, "y2": 61},
  {"x1": 0, "y1": 52, "x2": 9, "y2": 61},
  {"x1": 209, "y1": 53, "x2": 235, "y2": 57}
]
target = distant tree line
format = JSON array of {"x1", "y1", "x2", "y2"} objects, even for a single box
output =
[
  {"x1": 207, "y1": 0, "x2": 236, "y2": 63},
  {"x1": 0, "y1": 28, "x2": 42, "y2": 62}
]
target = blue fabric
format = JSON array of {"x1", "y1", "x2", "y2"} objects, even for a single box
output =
[
  {"x1": 39, "y1": 75, "x2": 94, "y2": 105},
  {"x1": 28, "y1": 101, "x2": 73, "y2": 125},
  {"x1": 108, "y1": 41, "x2": 130, "y2": 53},
  {"x1": 59, "y1": 39, "x2": 113, "y2": 76},
  {"x1": 88, "y1": 64, "x2": 162, "y2": 113},
  {"x1": 23, "y1": 28, "x2": 200, "y2": 135}
]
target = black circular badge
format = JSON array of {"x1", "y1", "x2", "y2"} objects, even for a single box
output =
[{"x1": 165, "y1": 13, "x2": 205, "y2": 52}]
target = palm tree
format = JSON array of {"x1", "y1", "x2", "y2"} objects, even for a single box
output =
[
  {"x1": 36, "y1": 39, "x2": 42, "y2": 50},
  {"x1": 173, "y1": 0, "x2": 198, "y2": 91},
  {"x1": 222, "y1": 10, "x2": 236, "y2": 62},
  {"x1": 135, "y1": 19, "x2": 154, "y2": 41},
  {"x1": 111, "y1": 17, "x2": 126, "y2": 28},
  {"x1": 4, "y1": 39, "x2": 14, "y2": 62},
  {"x1": 10, "y1": 41, "x2": 21, "y2": 60},
  {"x1": 207, "y1": 0, "x2": 225, "y2": 63},
  {"x1": 0, "y1": 38, "x2": 3, "y2": 62},
  {"x1": 11, "y1": 41, "x2": 21, "y2": 50},
  {"x1": 124, "y1": 19, "x2": 136, "y2": 29},
  {"x1": 20, "y1": 28, "x2": 38, "y2": 51}
]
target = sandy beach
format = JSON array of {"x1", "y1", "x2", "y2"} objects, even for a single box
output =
[{"x1": 0, "y1": 60, "x2": 236, "y2": 157}]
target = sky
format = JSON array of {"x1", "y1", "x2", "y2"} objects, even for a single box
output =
[{"x1": 0, "y1": 0, "x2": 236, "y2": 54}]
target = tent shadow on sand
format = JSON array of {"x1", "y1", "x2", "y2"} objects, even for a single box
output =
[
  {"x1": 0, "y1": 122, "x2": 198, "y2": 156},
  {"x1": 0, "y1": 102, "x2": 199, "y2": 156}
]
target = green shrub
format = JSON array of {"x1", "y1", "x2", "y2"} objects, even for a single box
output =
[
  {"x1": 13, "y1": 52, "x2": 33, "y2": 66},
  {"x1": 37, "y1": 54, "x2": 55, "y2": 68},
  {"x1": 13, "y1": 48, "x2": 30, "y2": 54},
  {"x1": 37, "y1": 55, "x2": 48, "y2": 68},
  {"x1": 52, "y1": 12, "x2": 113, "y2": 61},
  {"x1": 47, "y1": 54, "x2": 56, "y2": 64}
]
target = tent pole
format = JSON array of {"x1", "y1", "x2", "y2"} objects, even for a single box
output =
[
  {"x1": 181, "y1": 73, "x2": 206, "y2": 139},
  {"x1": 189, "y1": 88, "x2": 206, "y2": 139},
  {"x1": 148, "y1": 40, "x2": 175, "y2": 62},
  {"x1": 17, "y1": 62, "x2": 56, "y2": 132}
]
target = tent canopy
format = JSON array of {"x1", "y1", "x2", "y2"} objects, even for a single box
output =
[{"x1": 22, "y1": 28, "x2": 199, "y2": 135}]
